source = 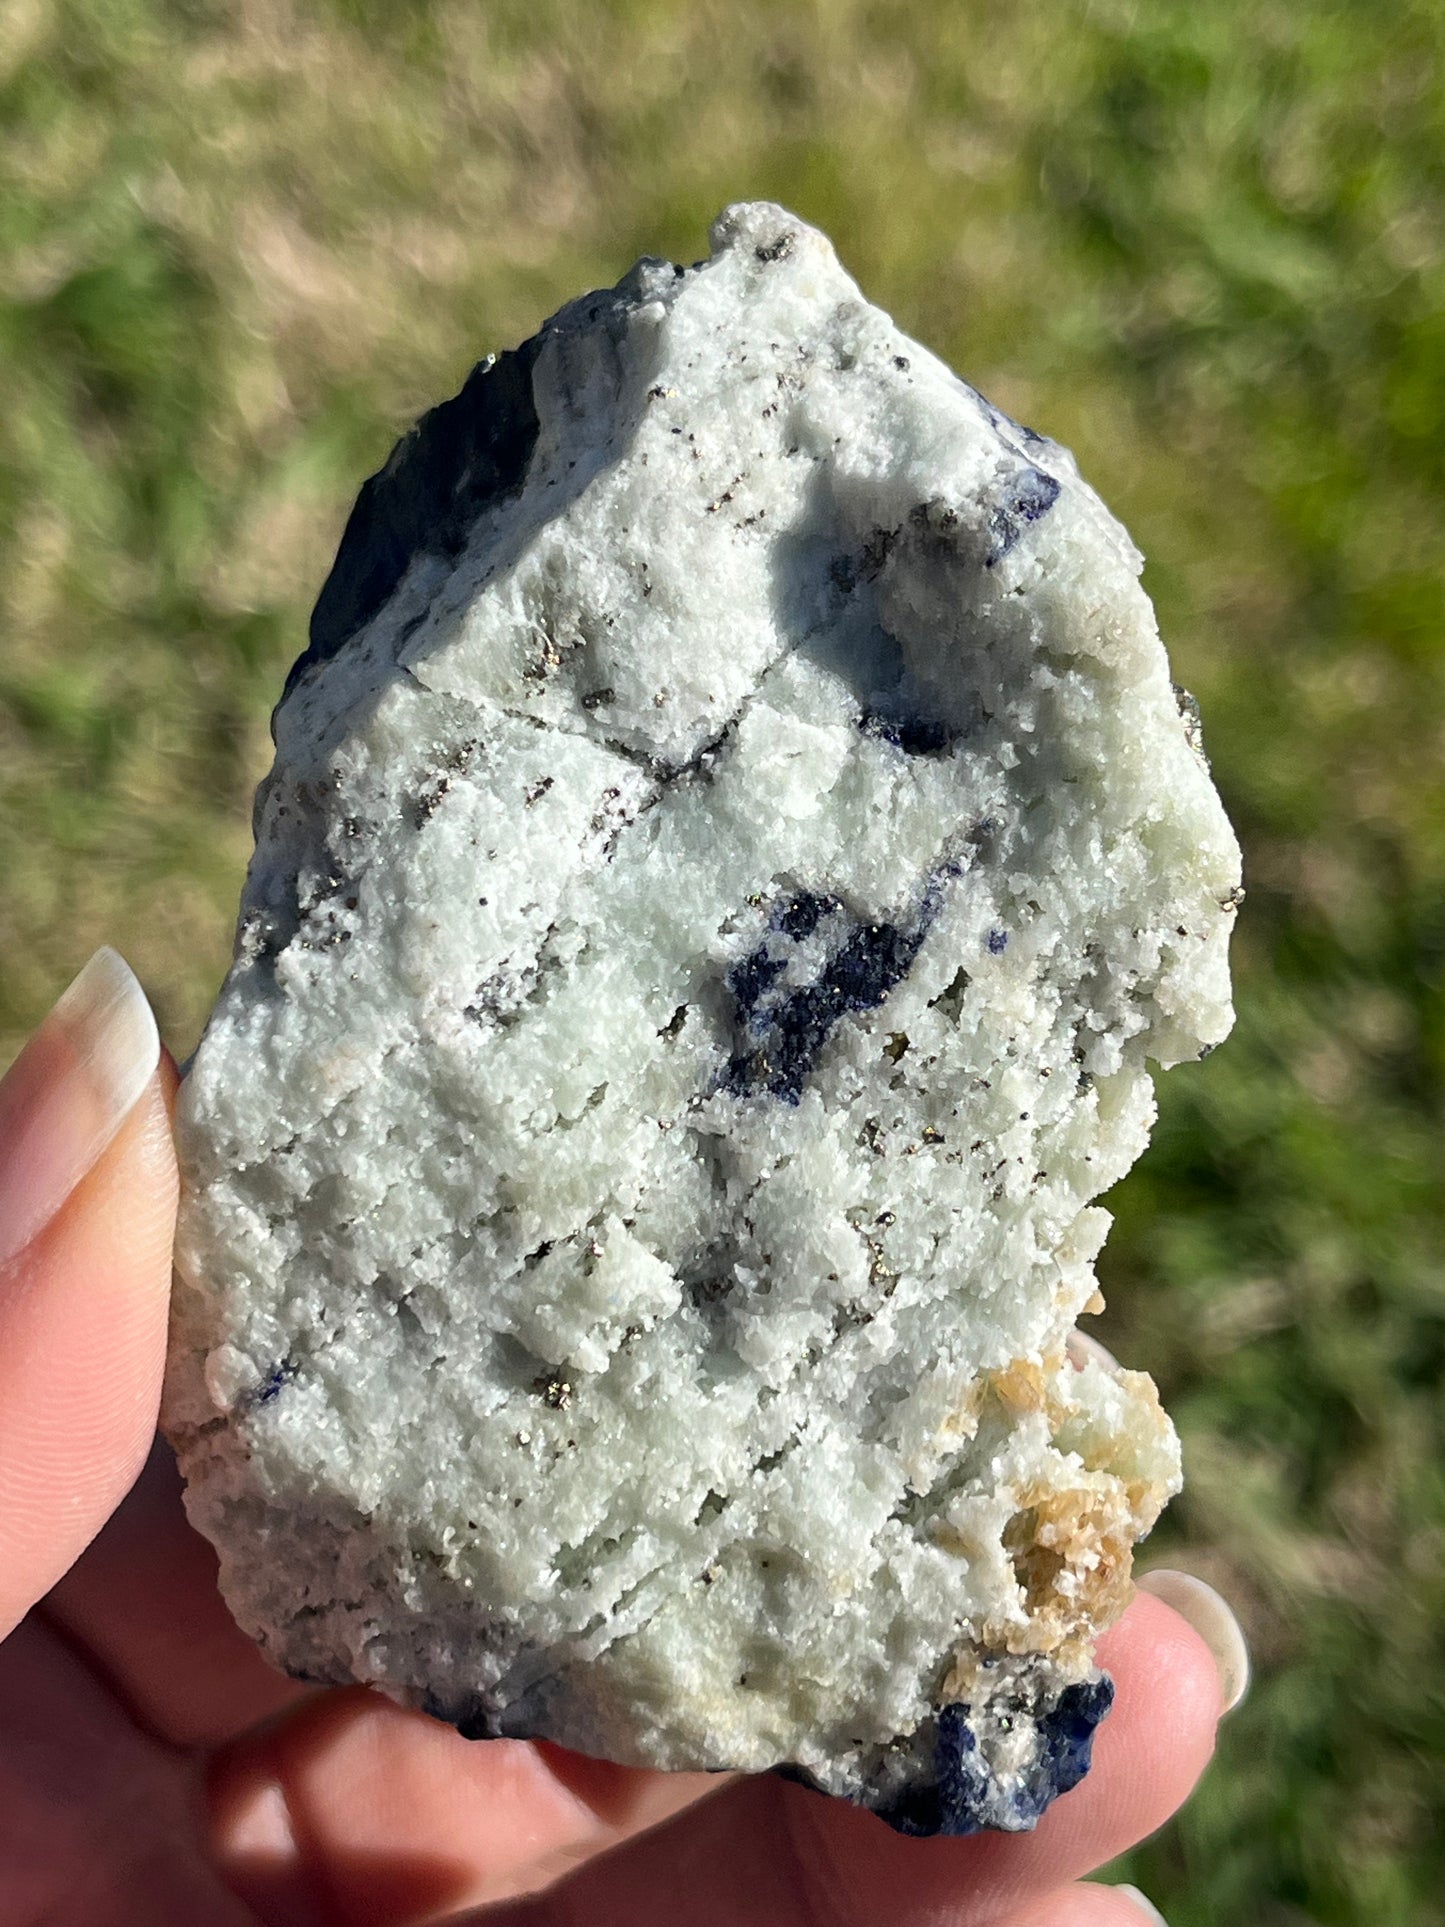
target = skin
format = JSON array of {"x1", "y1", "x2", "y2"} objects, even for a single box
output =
[{"x1": 0, "y1": 1040, "x2": 1222, "y2": 1926}]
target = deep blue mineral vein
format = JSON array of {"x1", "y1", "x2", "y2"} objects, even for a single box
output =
[
  {"x1": 985, "y1": 466, "x2": 1062, "y2": 567},
  {"x1": 288, "y1": 334, "x2": 545, "y2": 699},
  {"x1": 1025, "y1": 1675, "x2": 1116, "y2": 1817},
  {"x1": 254, "y1": 1357, "x2": 297, "y2": 1406},
  {"x1": 877, "y1": 1676, "x2": 1115, "y2": 1838},
  {"x1": 724, "y1": 882, "x2": 943, "y2": 1103},
  {"x1": 773, "y1": 890, "x2": 839, "y2": 942},
  {"x1": 859, "y1": 711, "x2": 955, "y2": 755}
]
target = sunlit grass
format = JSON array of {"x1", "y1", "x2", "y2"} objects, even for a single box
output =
[{"x1": 2, "y1": 4, "x2": 1442, "y2": 1920}]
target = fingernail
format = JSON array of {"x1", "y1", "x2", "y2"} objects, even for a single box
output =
[
  {"x1": 1066, "y1": 1327, "x2": 1120, "y2": 1372},
  {"x1": 0, "y1": 949, "x2": 160, "y2": 1270},
  {"x1": 1137, "y1": 1568, "x2": 1251, "y2": 1714},
  {"x1": 1115, "y1": 1884, "x2": 1169, "y2": 1925}
]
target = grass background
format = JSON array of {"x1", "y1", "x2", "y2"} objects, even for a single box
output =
[{"x1": 2, "y1": 1, "x2": 1442, "y2": 1919}]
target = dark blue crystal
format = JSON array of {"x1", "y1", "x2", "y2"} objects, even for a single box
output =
[
  {"x1": 859, "y1": 711, "x2": 954, "y2": 756},
  {"x1": 773, "y1": 891, "x2": 839, "y2": 942},
  {"x1": 986, "y1": 466, "x2": 1062, "y2": 566},
  {"x1": 1031, "y1": 1675, "x2": 1116, "y2": 1809},
  {"x1": 254, "y1": 1358, "x2": 297, "y2": 1406},
  {"x1": 288, "y1": 335, "x2": 544, "y2": 701},
  {"x1": 724, "y1": 885, "x2": 942, "y2": 1104},
  {"x1": 873, "y1": 1675, "x2": 1116, "y2": 1838}
]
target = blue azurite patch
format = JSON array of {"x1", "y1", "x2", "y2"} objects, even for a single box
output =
[
  {"x1": 726, "y1": 945, "x2": 786, "y2": 1016},
  {"x1": 1027, "y1": 1675, "x2": 1116, "y2": 1813},
  {"x1": 871, "y1": 1676, "x2": 1116, "y2": 1837},
  {"x1": 773, "y1": 890, "x2": 839, "y2": 942},
  {"x1": 288, "y1": 336, "x2": 544, "y2": 701},
  {"x1": 724, "y1": 883, "x2": 944, "y2": 1103},
  {"x1": 859, "y1": 710, "x2": 955, "y2": 756},
  {"x1": 968, "y1": 1675, "x2": 1117, "y2": 1831},
  {"x1": 454, "y1": 1706, "x2": 503, "y2": 1741},
  {"x1": 985, "y1": 466, "x2": 1062, "y2": 567},
  {"x1": 254, "y1": 1357, "x2": 298, "y2": 1406},
  {"x1": 420, "y1": 1690, "x2": 504, "y2": 1741},
  {"x1": 860, "y1": 1704, "x2": 994, "y2": 1838},
  {"x1": 924, "y1": 1703, "x2": 998, "y2": 1835}
]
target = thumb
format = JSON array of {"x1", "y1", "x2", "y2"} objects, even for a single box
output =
[{"x1": 0, "y1": 948, "x2": 178, "y2": 1639}]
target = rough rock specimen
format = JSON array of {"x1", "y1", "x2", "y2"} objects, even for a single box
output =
[{"x1": 164, "y1": 202, "x2": 1241, "y2": 1835}]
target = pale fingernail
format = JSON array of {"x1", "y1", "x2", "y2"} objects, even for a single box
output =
[
  {"x1": 1066, "y1": 1327, "x2": 1120, "y2": 1372},
  {"x1": 1115, "y1": 1884, "x2": 1169, "y2": 1925},
  {"x1": 1137, "y1": 1568, "x2": 1251, "y2": 1714},
  {"x1": 0, "y1": 949, "x2": 160, "y2": 1271}
]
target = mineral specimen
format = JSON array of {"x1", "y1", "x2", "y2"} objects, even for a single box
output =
[{"x1": 163, "y1": 202, "x2": 1241, "y2": 1835}]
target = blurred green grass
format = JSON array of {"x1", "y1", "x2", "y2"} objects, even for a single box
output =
[{"x1": 2, "y1": 1, "x2": 1442, "y2": 1920}]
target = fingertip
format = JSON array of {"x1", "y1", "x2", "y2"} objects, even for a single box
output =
[
  {"x1": 0, "y1": 1062, "x2": 178, "y2": 1634},
  {"x1": 0, "y1": 948, "x2": 161, "y2": 1272},
  {"x1": 777, "y1": 1590, "x2": 1223, "y2": 1926},
  {"x1": 1006, "y1": 1879, "x2": 1175, "y2": 1926},
  {"x1": 1094, "y1": 1585, "x2": 1226, "y2": 1775},
  {"x1": 1135, "y1": 1569, "x2": 1250, "y2": 1715},
  {"x1": 1027, "y1": 1587, "x2": 1221, "y2": 1864}
]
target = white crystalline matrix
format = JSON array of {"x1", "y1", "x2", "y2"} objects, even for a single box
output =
[{"x1": 164, "y1": 202, "x2": 1240, "y2": 1835}]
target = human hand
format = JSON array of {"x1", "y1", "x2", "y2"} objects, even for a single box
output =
[{"x1": 0, "y1": 948, "x2": 1245, "y2": 1927}]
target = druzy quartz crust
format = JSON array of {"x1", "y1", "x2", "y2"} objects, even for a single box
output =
[{"x1": 163, "y1": 203, "x2": 1240, "y2": 1835}]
